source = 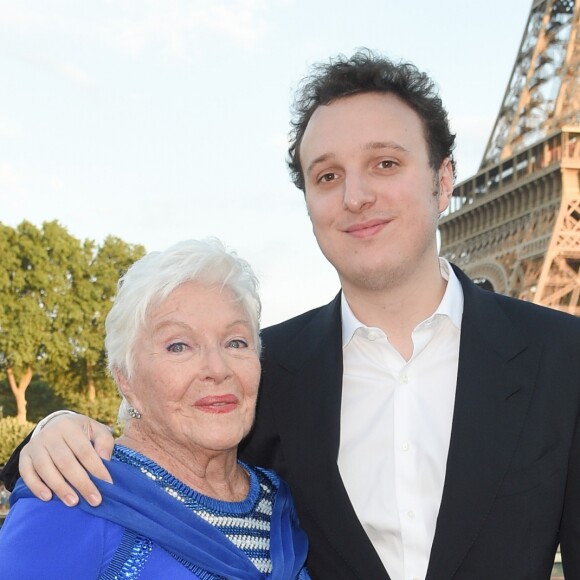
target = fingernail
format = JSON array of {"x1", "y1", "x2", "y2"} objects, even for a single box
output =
[
  {"x1": 98, "y1": 451, "x2": 112, "y2": 461},
  {"x1": 64, "y1": 494, "x2": 78, "y2": 507},
  {"x1": 40, "y1": 491, "x2": 52, "y2": 502},
  {"x1": 88, "y1": 494, "x2": 101, "y2": 506}
]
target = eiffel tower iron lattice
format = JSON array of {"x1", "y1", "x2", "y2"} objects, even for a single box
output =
[{"x1": 440, "y1": 0, "x2": 580, "y2": 316}]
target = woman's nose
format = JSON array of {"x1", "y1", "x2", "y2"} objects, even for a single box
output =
[{"x1": 198, "y1": 347, "x2": 230, "y2": 382}]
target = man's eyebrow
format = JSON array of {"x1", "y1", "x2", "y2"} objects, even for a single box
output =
[
  {"x1": 306, "y1": 141, "x2": 409, "y2": 175},
  {"x1": 306, "y1": 153, "x2": 334, "y2": 176},
  {"x1": 363, "y1": 141, "x2": 409, "y2": 152}
]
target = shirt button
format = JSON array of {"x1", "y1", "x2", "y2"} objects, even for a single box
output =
[
  {"x1": 367, "y1": 331, "x2": 379, "y2": 341},
  {"x1": 407, "y1": 510, "x2": 415, "y2": 519},
  {"x1": 399, "y1": 374, "x2": 409, "y2": 384},
  {"x1": 402, "y1": 442, "x2": 410, "y2": 452}
]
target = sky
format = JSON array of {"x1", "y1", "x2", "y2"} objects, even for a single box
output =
[{"x1": 1, "y1": 0, "x2": 533, "y2": 327}]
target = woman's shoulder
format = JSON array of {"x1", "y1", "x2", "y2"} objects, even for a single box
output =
[
  {"x1": 0, "y1": 496, "x2": 123, "y2": 578},
  {"x1": 243, "y1": 462, "x2": 281, "y2": 489}
]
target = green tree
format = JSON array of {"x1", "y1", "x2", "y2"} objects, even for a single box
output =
[
  {"x1": 0, "y1": 376, "x2": 67, "y2": 423},
  {"x1": 0, "y1": 417, "x2": 36, "y2": 465},
  {"x1": 0, "y1": 221, "x2": 91, "y2": 424},
  {"x1": 0, "y1": 221, "x2": 145, "y2": 425},
  {"x1": 52, "y1": 236, "x2": 145, "y2": 403}
]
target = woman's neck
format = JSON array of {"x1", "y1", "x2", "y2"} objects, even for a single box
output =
[{"x1": 116, "y1": 430, "x2": 249, "y2": 502}]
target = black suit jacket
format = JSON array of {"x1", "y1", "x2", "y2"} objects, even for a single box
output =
[{"x1": 240, "y1": 266, "x2": 580, "y2": 579}]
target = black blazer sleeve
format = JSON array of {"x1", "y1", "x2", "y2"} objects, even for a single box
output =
[{"x1": 0, "y1": 431, "x2": 33, "y2": 490}]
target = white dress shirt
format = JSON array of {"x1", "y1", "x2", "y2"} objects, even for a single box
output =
[{"x1": 337, "y1": 259, "x2": 464, "y2": 580}]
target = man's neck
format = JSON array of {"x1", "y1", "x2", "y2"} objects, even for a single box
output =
[{"x1": 342, "y1": 260, "x2": 448, "y2": 360}]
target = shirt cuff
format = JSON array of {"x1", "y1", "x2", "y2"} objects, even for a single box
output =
[{"x1": 32, "y1": 410, "x2": 78, "y2": 437}]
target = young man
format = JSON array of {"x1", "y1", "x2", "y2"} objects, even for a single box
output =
[{"x1": 3, "y1": 51, "x2": 580, "y2": 580}]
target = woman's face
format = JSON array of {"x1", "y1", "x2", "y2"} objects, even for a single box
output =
[{"x1": 118, "y1": 281, "x2": 261, "y2": 455}]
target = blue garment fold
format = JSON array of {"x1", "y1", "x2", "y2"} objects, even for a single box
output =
[{"x1": 12, "y1": 457, "x2": 308, "y2": 579}]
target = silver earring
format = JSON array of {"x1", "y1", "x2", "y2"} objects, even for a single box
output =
[{"x1": 127, "y1": 405, "x2": 142, "y2": 419}]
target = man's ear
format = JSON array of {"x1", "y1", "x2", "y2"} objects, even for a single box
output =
[{"x1": 437, "y1": 158, "x2": 454, "y2": 213}]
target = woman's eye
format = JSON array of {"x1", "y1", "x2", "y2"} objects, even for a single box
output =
[
  {"x1": 228, "y1": 339, "x2": 248, "y2": 349},
  {"x1": 167, "y1": 342, "x2": 187, "y2": 353}
]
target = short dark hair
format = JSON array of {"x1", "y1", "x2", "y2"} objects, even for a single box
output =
[{"x1": 287, "y1": 49, "x2": 456, "y2": 191}]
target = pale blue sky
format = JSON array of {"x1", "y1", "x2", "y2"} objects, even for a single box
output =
[{"x1": 1, "y1": 0, "x2": 532, "y2": 325}]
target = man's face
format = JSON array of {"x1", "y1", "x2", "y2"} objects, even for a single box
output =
[{"x1": 299, "y1": 91, "x2": 453, "y2": 294}]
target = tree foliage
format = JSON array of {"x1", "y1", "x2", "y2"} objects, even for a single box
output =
[
  {"x1": 0, "y1": 417, "x2": 36, "y2": 465},
  {"x1": 49, "y1": 235, "x2": 146, "y2": 403},
  {"x1": 0, "y1": 221, "x2": 145, "y2": 424}
]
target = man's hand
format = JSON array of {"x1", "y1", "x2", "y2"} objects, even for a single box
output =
[{"x1": 19, "y1": 413, "x2": 114, "y2": 507}]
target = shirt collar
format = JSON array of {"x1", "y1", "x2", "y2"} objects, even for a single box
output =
[{"x1": 341, "y1": 258, "x2": 464, "y2": 348}]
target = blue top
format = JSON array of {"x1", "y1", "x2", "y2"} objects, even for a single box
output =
[{"x1": 0, "y1": 445, "x2": 310, "y2": 579}]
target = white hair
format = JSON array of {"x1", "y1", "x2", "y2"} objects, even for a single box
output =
[{"x1": 105, "y1": 238, "x2": 261, "y2": 423}]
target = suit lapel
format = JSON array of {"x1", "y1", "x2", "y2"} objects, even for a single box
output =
[
  {"x1": 426, "y1": 268, "x2": 542, "y2": 579},
  {"x1": 268, "y1": 294, "x2": 390, "y2": 579}
]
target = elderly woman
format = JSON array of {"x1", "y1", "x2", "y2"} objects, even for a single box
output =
[{"x1": 0, "y1": 239, "x2": 309, "y2": 579}]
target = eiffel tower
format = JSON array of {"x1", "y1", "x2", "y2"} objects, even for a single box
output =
[{"x1": 440, "y1": 0, "x2": 580, "y2": 316}]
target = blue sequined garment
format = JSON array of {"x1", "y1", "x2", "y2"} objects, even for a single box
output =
[
  {"x1": 111, "y1": 444, "x2": 277, "y2": 576},
  {"x1": 2, "y1": 445, "x2": 310, "y2": 579}
]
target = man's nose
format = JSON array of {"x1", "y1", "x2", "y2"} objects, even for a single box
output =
[{"x1": 342, "y1": 174, "x2": 376, "y2": 212}]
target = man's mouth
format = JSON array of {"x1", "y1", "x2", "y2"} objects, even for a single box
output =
[{"x1": 345, "y1": 219, "x2": 391, "y2": 238}]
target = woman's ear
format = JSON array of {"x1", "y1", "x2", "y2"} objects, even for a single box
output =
[{"x1": 114, "y1": 368, "x2": 132, "y2": 397}]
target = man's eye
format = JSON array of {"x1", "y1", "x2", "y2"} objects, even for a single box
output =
[
  {"x1": 379, "y1": 160, "x2": 395, "y2": 169},
  {"x1": 318, "y1": 172, "x2": 336, "y2": 183},
  {"x1": 167, "y1": 342, "x2": 187, "y2": 353},
  {"x1": 228, "y1": 339, "x2": 248, "y2": 349}
]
